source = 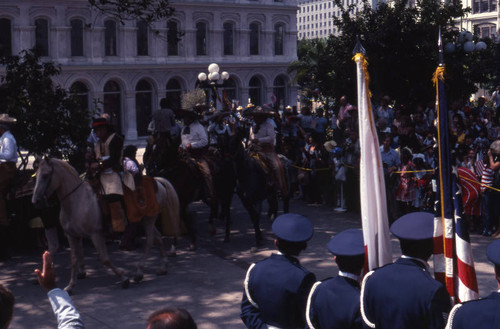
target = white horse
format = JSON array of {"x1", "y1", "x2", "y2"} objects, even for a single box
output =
[{"x1": 32, "y1": 157, "x2": 180, "y2": 294}]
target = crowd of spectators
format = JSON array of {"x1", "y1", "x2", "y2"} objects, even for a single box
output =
[{"x1": 276, "y1": 93, "x2": 500, "y2": 235}]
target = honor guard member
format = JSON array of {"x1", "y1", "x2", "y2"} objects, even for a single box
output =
[
  {"x1": 90, "y1": 116, "x2": 126, "y2": 233},
  {"x1": 361, "y1": 212, "x2": 452, "y2": 329},
  {"x1": 0, "y1": 114, "x2": 17, "y2": 260},
  {"x1": 445, "y1": 239, "x2": 500, "y2": 329},
  {"x1": 241, "y1": 213, "x2": 316, "y2": 329},
  {"x1": 306, "y1": 228, "x2": 365, "y2": 329}
]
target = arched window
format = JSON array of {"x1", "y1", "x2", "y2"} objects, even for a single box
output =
[
  {"x1": 273, "y1": 76, "x2": 286, "y2": 108},
  {"x1": 70, "y1": 19, "x2": 84, "y2": 57},
  {"x1": 165, "y1": 79, "x2": 183, "y2": 110},
  {"x1": 103, "y1": 81, "x2": 121, "y2": 133},
  {"x1": 249, "y1": 22, "x2": 259, "y2": 55},
  {"x1": 135, "y1": 80, "x2": 153, "y2": 136},
  {"x1": 223, "y1": 22, "x2": 234, "y2": 56},
  {"x1": 167, "y1": 20, "x2": 179, "y2": 56},
  {"x1": 35, "y1": 18, "x2": 49, "y2": 56},
  {"x1": 104, "y1": 20, "x2": 117, "y2": 56},
  {"x1": 249, "y1": 76, "x2": 262, "y2": 106},
  {"x1": 0, "y1": 18, "x2": 12, "y2": 57},
  {"x1": 274, "y1": 23, "x2": 284, "y2": 55},
  {"x1": 70, "y1": 81, "x2": 89, "y2": 111},
  {"x1": 137, "y1": 21, "x2": 148, "y2": 56},
  {"x1": 196, "y1": 22, "x2": 207, "y2": 56},
  {"x1": 220, "y1": 77, "x2": 237, "y2": 106}
]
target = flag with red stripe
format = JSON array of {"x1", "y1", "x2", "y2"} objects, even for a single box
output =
[
  {"x1": 354, "y1": 49, "x2": 392, "y2": 271},
  {"x1": 432, "y1": 45, "x2": 479, "y2": 302}
]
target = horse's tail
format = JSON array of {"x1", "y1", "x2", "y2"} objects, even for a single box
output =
[{"x1": 154, "y1": 177, "x2": 181, "y2": 237}]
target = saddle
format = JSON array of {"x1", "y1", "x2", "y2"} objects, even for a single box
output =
[
  {"x1": 248, "y1": 151, "x2": 270, "y2": 175},
  {"x1": 122, "y1": 175, "x2": 159, "y2": 223}
]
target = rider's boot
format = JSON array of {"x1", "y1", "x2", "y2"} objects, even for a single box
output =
[{"x1": 108, "y1": 201, "x2": 126, "y2": 234}]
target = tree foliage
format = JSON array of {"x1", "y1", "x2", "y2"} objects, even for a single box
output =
[
  {"x1": 0, "y1": 49, "x2": 92, "y2": 169},
  {"x1": 88, "y1": 0, "x2": 175, "y2": 25},
  {"x1": 289, "y1": 0, "x2": 497, "y2": 110}
]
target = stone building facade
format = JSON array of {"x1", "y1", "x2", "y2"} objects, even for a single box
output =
[{"x1": 0, "y1": 0, "x2": 299, "y2": 141}]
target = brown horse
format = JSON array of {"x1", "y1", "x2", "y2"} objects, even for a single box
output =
[{"x1": 32, "y1": 158, "x2": 180, "y2": 294}]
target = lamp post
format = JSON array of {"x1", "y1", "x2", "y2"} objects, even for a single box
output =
[
  {"x1": 197, "y1": 63, "x2": 230, "y2": 111},
  {"x1": 444, "y1": 30, "x2": 487, "y2": 54}
]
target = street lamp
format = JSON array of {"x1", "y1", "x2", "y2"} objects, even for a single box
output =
[
  {"x1": 444, "y1": 30, "x2": 487, "y2": 54},
  {"x1": 197, "y1": 63, "x2": 230, "y2": 110}
]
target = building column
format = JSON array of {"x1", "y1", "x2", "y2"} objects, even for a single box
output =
[{"x1": 124, "y1": 90, "x2": 138, "y2": 141}]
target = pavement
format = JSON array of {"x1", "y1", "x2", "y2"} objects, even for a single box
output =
[{"x1": 1, "y1": 195, "x2": 498, "y2": 329}]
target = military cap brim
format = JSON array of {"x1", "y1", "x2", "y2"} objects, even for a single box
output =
[
  {"x1": 272, "y1": 213, "x2": 313, "y2": 242},
  {"x1": 390, "y1": 211, "x2": 434, "y2": 240},
  {"x1": 486, "y1": 239, "x2": 500, "y2": 265},
  {"x1": 328, "y1": 228, "x2": 365, "y2": 256}
]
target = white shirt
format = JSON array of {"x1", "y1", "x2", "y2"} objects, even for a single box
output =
[
  {"x1": 250, "y1": 120, "x2": 276, "y2": 146},
  {"x1": 48, "y1": 288, "x2": 84, "y2": 329},
  {"x1": 0, "y1": 130, "x2": 17, "y2": 163},
  {"x1": 181, "y1": 120, "x2": 209, "y2": 149}
]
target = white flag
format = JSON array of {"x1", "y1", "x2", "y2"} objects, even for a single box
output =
[{"x1": 354, "y1": 53, "x2": 392, "y2": 270}]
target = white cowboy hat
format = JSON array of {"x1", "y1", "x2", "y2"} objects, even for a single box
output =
[
  {"x1": 0, "y1": 113, "x2": 16, "y2": 123},
  {"x1": 323, "y1": 140, "x2": 337, "y2": 153}
]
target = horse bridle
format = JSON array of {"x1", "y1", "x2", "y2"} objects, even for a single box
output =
[{"x1": 41, "y1": 161, "x2": 84, "y2": 203}]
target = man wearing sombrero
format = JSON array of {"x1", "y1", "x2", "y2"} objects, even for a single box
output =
[
  {"x1": 90, "y1": 115, "x2": 126, "y2": 235},
  {"x1": 0, "y1": 113, "x2": 17, "y2": 260},
  {"x1": 247, "y1": 106, "x2": 287, "y2": 196}
]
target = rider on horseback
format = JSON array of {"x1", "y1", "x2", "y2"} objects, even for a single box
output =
[
  {"x1": 246, "y1": 106, "x2": 288, "y2": 196},
  {"x1": 89, "y1": 116, "x2": 126, "y2": 234},
  {"x1": 180, "y1": 104, "x2": 215, "y2": 203}
]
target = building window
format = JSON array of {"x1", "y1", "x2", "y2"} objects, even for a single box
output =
[
  {"x1": 274, "y1": 23, "x2": 284, "y2": 55},
  {"x1": 473, "y1": 0, "x2": 496, "y2": 12},
  {"x1": 135, "y1": 80, "x2": 153, "y2": 136},
  {"x1": 476, "y1": 24, "x2": 497, "y2": 38},
  {"x1": 273, "y1": 76, "x2": 286, "y2": 109},
  {"x1": 137, "y1": 21, "x2": 148, "y2": 56},
  {"x1": 196, "y1": 21, "x2": 207, "y2": 56},
  {"x1": 166, "y1": 79, "x2": 182, "y2": 110},
  {"x1": 249, "y1": 22, "x2": 259, "y2": 55},
  {"x1": 223, "y1": 22, "x2": 234, "y2": 55},
  {"x1": 0, "y1": 18, "x2": 12, "y2": 57},
  {"x1": 103, "y1": 80, "x2": 121, "y2": 133},
  {"x1": 104, "y1": 20, "x2": 117, "y2": 56},
  {"x1": 70, "y1": 19, "x2": 84, "y2": 57},
  {"x1": 70, "y1": 81, "x2": 89, "y2": 111},
  {"x1": 249, "y1": 76, "x2": 262, "y2": 106},
  {"x1": 220, "y1": 77, "x2": 237, "y2": 106},
  {"x1": 167, "y1": 20, "x2": 179, "y2": 56},
  {"x1": 35, "y1": 18, "x2": 49, "y2": 56}
]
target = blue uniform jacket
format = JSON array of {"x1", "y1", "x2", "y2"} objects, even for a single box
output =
[
  {"x1": 307, "y1": 276, "x2": 362, "y2": 329},
  {"x1": 361, "y1": 257, "x2": 451, "y2": 329},
  {"x1": 241, "y1": 253, "x2": 316, "y2": 329},
  {"x1": 447, "y1": 292, "x2": 500, "y2": 329}
]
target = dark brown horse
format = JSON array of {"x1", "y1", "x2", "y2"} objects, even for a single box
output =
[{"x1": 228, "y1": 127, "x2": 290, "y2": 249}]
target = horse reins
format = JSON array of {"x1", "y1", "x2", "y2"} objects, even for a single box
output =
[{"x1": 44, "y1": 162, "x2": 84, "y2": 203}]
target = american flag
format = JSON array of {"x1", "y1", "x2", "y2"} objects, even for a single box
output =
[{"x1": 432, "y1": 31, "x2": 479, "y2": 302}]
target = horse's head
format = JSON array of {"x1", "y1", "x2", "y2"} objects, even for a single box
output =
[{"x1": 32, "y1": 157, "x2": 57, "y2": 208}]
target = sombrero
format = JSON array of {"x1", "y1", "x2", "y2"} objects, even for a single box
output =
[
  {"x1": 0, "y1": 114, "x2": 16, "y2": 123},
  {"x1": 243, "y1": 106, "x2": 275, "y2": 118}
]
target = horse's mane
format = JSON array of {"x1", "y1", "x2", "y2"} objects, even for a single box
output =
[{"x1": 51, "y1": 158, "x2": 81, "y2": 179}]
